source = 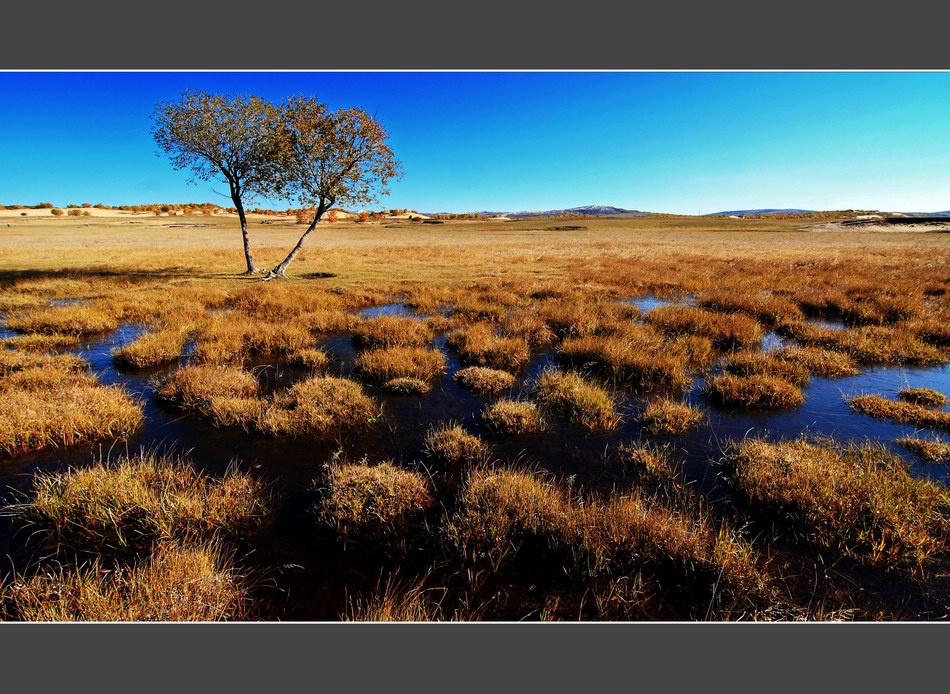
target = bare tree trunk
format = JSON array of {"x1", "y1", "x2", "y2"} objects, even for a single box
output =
[
  {"x1": 263, "y1": 202, "x2": 327, "y2": 280},
  {"x1": 230, "y1": 182, "x2": 259, "y2": 275}
]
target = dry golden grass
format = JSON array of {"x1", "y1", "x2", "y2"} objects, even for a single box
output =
[
  {"x1": 645, "y1": 305, "x2": 764, "y2": 351},
  {"x1": 424, "y1": 423, "x2": 487, "y2": 465},
  {"x1": 352, "y1": 315, "x2": 431, "y2": 349},
  {"x1": 557, "y1": 332, "x2": 691, "y2": 391},
  {"x1": 898, "y1": 436, "x2": 950, "y2": 463},
  {"x1": 724, "y1": 351, "x2": 812, "y2": 387},
  {"x1": 342, "y1": 574, "x2": 447, "y2": 622},
  {"x1": 0, "y1": 352, "x2": 143, "y2": 455},
  {"x1": 6, "y1": 304, "x2": 119, "y2": 336},
  {"x1": 3, "y1": 541, "x2": 251, "y2": 621},
  {"x1": 356, "y1": 345, "x2": 447, "y2": 382},
  {"x1": 453, "y1": 366, "x2": 517, "y2": 395},
  {"x1": 113, "y1": 327, "x2": 190, "y2": 368},
  {"x1": 534, "y1": 369, "x2": 621, "y2": 431},
  {"x1": 446, "y1": 323, "x2": 531, "y2": 373},
  {"x1": 257, "y1": 376, "x2": 380, "y2": 436},
  {"x1": 443, "y1": 465, "x2": 766, "y2": 603},
  {"x1": 724, "y1": 437, "x2": 950, "y2": 572},
  {"x1": 314, "y1": 459, "x2": 434, "y2": 540},
  {"x1": 639, "y1": 398, "x2": 704, "y2": 435},
  {"x1": 481, "y1": 399, "x2": 544, "y2": 436},
  {"x1": 898, "y1": 387, "x2": 948, "y2": 407},
  {"x1": 383, "y1": 377, "x2": 431, "y2": 395},
  {"x1": 154, "y1": 364, "x2": 260, "y2": 414},
  {"x1": 16, "y1": 450, "x2": 267, "y2": 548},
  {"x1": 847, "y1": 394, "x2": 950, "y2": 429},
  {"x1": 704, "y1": 374, "x2": 805, "y2": 409}
]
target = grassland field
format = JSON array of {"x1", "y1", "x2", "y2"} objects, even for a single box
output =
[{"x1": 2, "y1": 210, "x2": 950, "y2": 621}]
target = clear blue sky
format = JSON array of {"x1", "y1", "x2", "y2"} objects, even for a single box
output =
[{"x1": 2, "y1": 71, "x2": 949, "y2": 214}]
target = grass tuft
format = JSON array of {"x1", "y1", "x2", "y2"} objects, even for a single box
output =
[
  {"x1": 723, "y1": 437, "x2": 950, "y2": 572},
  {"x1": 847, "y1": 394, "x2": 950, "y2": 430},
  {"x1": 14, "y1": 450, "x2": 267, "y2": 549},
  {"x1": 2, "y1": 541, "x2": 251, "y2": 621},
  {"x1": 481, "y1": 399, "x2": 543, "y2": 436},
  {"x1": 639, "y1": 398, "x2": 704, "y2": 435},
  {"x1": 314, "y1": 459, "x2": 434, "y2": 540},
  {"x1": 704, "y1": 374, "x2": 804, "y2": 409},
  {"x1": 533, "y1": 369, "x2": 621, "y2": 431},
  {"x1": 898, "y1": 388, "x2": 948, "y2": 408},
  {"x1": 453, "y1": 366, "x2": 516, "y2": 395},
  {"x1": 424, "y1": 423, "x2": 487, "y2": 465}
]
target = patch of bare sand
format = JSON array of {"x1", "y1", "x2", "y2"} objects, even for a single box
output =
[{"x1": 806, "y1": 221, "x2": 950, "y2": 233}]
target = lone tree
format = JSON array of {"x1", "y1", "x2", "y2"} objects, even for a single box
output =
[
  {"x1": 263, "y1": 95, "x2": 403, "y2": 280},
  {"x1": 152, "y1": 90, "x2": 281, "y2": 275}
]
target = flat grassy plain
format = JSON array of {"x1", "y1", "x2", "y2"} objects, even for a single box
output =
[{"x1": 2, "y1": 210, "x2": 950, "y2": 621}]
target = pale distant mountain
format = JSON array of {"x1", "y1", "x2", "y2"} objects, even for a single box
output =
[
  {"x1": 457, "y1": 205, "x2": 654, "y2": 218},
  {"x1": 708, "y1": 208, "x2": 816, "y2": 216}
]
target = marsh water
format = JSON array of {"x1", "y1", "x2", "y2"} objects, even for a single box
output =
[{"x1": 2, "y1": 298, "x2": 950, "y2": 619}]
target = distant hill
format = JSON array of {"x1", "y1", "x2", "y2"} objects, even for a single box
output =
[
  {"x1": 463, "y1": 205, "x2": 654, "y2": 218},
  {"x1": 708, "y1": 208, "x2": 816, "y2": 216}
]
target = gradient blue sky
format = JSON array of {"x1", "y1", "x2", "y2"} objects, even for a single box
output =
[{"x1": 2, "y1": 71, "x2": 949, "y2": 214}]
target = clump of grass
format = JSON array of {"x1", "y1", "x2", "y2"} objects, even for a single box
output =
[
  {"x1": 6, "y1": 304, "x2": 119, "y2": 336},
  {"x1": 113, "y1": 328, "x2": 189, "y2": 368},
  {"x1": 500, "y1": 310, "x2": 556, "y2": 347},
  {"x1": 453, "y1": 366, "x2": 516, "y2": 395},
  {"x1": 639, "y1": 398, "x2": 704, "y2": 435},
  {"x1": 898, "y1": 437, "x2": 950, "y2": 463},
  {"x1": 1, "y1": 333, "x2": 82, "y2": 351},
  {"x1": 15, "y1": 450, "x2": 267, "y2": 548},
  {"x1": 723, "y1": 437, "x2": 950, "y2": 572},
  {"x1": 442, "y1": 466, "x2": 766, "y2": 605},
  {"x1": 383, "y1": 377, "x2": 431, "y2": 395},
  {"x1": 780, "y1": 321, "x2": 945, "y2": 366},
  {"x1": 257, "y1": 376, "x2": 380, "y2": 436},
  {"x1": 724, "y1": 351, "x2": 811, "y2": 387},
  {"x1": 771, "y1": 345, "x2": 860, "y2": 378},
  {"x1": 615, "y1": 440, "x2": 679, "y2": 483},
  {"x1": 533, "y1": 369, "x2": 621, "y2": 431},
  {"x1": 578, "y1": 491, "x2": 766, "y2": 604},
  {"x1": 645, "y1": 305, "x2": 764, "y2": 351},
  {"x1": 342, "y1": 574, "x2": 447, "y2": 622},
  {"x1": 898, "y1": 388, "x2": 948, "y2": 407},
  {"x1": 314, "y1": 459, "x2": 434, "y2": 540},
  {"x1": 847, "y1": 394, "x2": 950, "y2": 430},
  {"x1": 352, "y1": 315, "x2": 431, "y2": 349},
  {"x1": 446, "y1": 323, "x2": 531, "y2": 372},
  {"x1": 0, "y1": 349, "x2": 87, "y2": 376},
  {"x1": 704, "y1": 374, "x2": 804, "y2": 409},
  {"x1": 2, "y1": 541, "x2": 252, "y2": 622},
  {"x1": 442, "y1": 466, "x2": 573, "y2": 569},
  {"x1": 698, "y1": 290, "x2": 803, "y2": 326},
  {"x1": 286, "y1": 347, "x2": 330, "y2": 369},
  {"x1": 481, "y1": 399, "x2": 543, "y2": 435},
  {"x1": 424, "y1": 423, "x2": 487, "y2": 465},
  {"x1": 356, "y1": 345, "x2": 447, "y2": 382},
  {"x1": 0, "y1": 357, "x2": 143, "y2": 455},
  {"x1": 154, "y1": 364, "x2": 260, "y2": 413},
  {"x1": 557, "y1": 333, "x2": 691, "y2": 391}
]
